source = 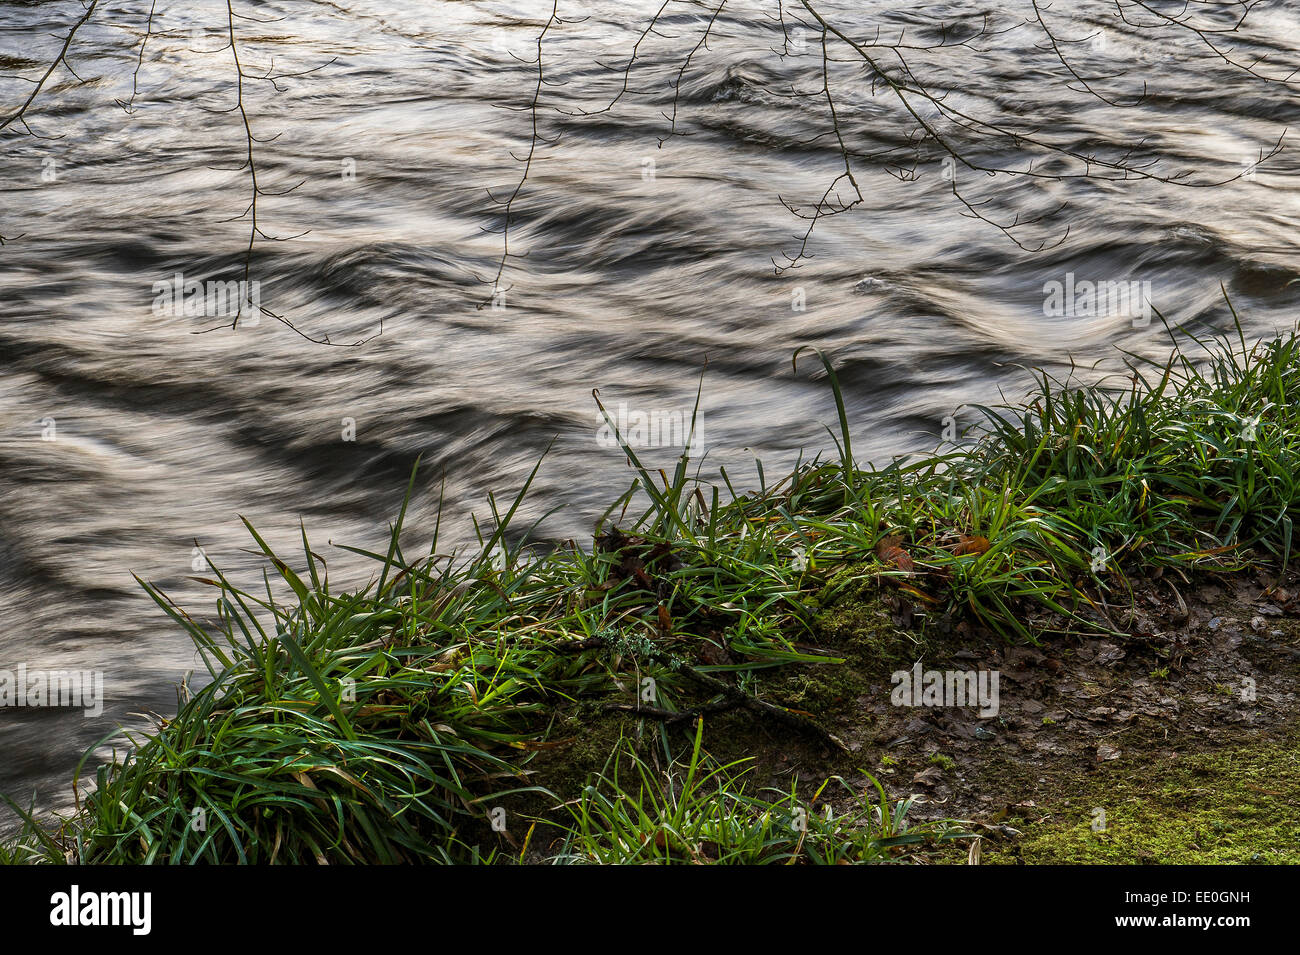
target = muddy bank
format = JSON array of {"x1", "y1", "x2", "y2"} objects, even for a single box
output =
[{"x1": 517, "y1": 559, "x2": 1300, "y2": 863}]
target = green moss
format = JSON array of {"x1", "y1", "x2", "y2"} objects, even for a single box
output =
[
  {"x1": 973, "y1": 738, "x2": 1300, "y2": 864},
  {"x1": 761, "y1": 574, "x2": 924, "y2": 720},
  {"x1": 766, "y1": 664, "x2": 867, "y2": 719},
  {"x1": 812, "y1": 569, "x2": 926, "y2": 668},
  {"x1": 525, "y1": 709, "x2": 643, "y2": 803},
  {"x1": 928, "y1": 753, "x2": 956, "y2": 771}
]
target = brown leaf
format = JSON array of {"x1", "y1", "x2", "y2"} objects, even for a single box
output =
[
  {"x1": 657, "y1": 603, "x2": 672, "y2": 637},
  {"x1": 876, "y1": 535, "x2": 915, "y2": 573},
  {"x1": 953, "y1": 535, "x2": 991, "y2": 557},
  {"x1": 630, "y1": 561, "x2": 655, "y2": 589},
  {"x1": 912, "y1": 766, "x2": 944, "y2": 787}
]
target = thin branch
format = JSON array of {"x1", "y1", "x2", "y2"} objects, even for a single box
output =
[{"x1": 0, "y1": 0, "x2": 101, "y2": 135}]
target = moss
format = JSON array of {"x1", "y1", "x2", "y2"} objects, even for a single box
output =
[
  {"x1": 928, "y1": 753, "x2": 956, "y2": 771},
  {"x1": 758, "y1": 574, "x2": 926, "y2": 721},
  {"x1": 766, "y1": 664, "x2": 868, "y2": 719},
  {"x1": 961, "y1": 736, "x2": 1300, "y2": 864},
  {"x1": 524, "y1": 710, "x2": 643, "y2": 804},
  {"x1": 811, "y1": 569, "x2": 927, "y2": 669}
]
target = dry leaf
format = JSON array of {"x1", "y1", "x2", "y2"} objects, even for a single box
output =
[
  {"x1": 953, "y1": 535, "x2": 991, "y2": 557},
  {"x1": 876, "y1": 535, "x2": 915, "y2": 573},
  {"x1": 657, "y1": 603, "x2": 672, "y2": 637},
  {"x1": 912, "y1": 766, "x2": 944, "y2": 787}
]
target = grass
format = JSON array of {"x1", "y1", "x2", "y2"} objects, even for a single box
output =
[
  {"x1": 4, "y1": 309, "x2": 1300, "y2": 863},
  {"x1": 550, "y1": 718, "x2": 971, "y2": 864}
]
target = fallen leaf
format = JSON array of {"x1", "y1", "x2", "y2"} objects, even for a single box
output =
[
  {"x1": 912, "y1": 766, "x2": 944, "y2": 787},
  {"x1": 876, "y1": 535, "x2": 914, "y2": 573},
  {"x1": 657, "y1": 603, "x2": 672, "y2": 637},
  {"x1": 953, "y1": 535, "x2": 991, "y2": 557}
]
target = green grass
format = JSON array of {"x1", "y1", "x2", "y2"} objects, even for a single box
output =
[
  {"x1": 5, "y1": 310, "x2": 1300, "y2": 863},
  {"x1": 550, "y1": 718, "x2": 971, "y2": 864}
]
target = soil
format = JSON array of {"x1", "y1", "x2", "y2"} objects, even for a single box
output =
[{"x1": 515, "y1": 558, "x2": 1300, "y2": 863}]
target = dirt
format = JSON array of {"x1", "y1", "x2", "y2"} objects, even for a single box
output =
[
  {"x1": 810, "y1": 561, "x2": 1300, "y2": 862},
  {"x1": 510, "y1": 559, "x2": 1300, "y2": 863}
]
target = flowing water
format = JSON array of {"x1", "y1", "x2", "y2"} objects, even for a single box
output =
[{"x1": 2, "y1": 0, "x2": 1299, "y2": 826}]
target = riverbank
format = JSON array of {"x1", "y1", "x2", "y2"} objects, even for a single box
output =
[{"x1": 5, "y1": 320, "x2": 1299, "y2": 864}]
